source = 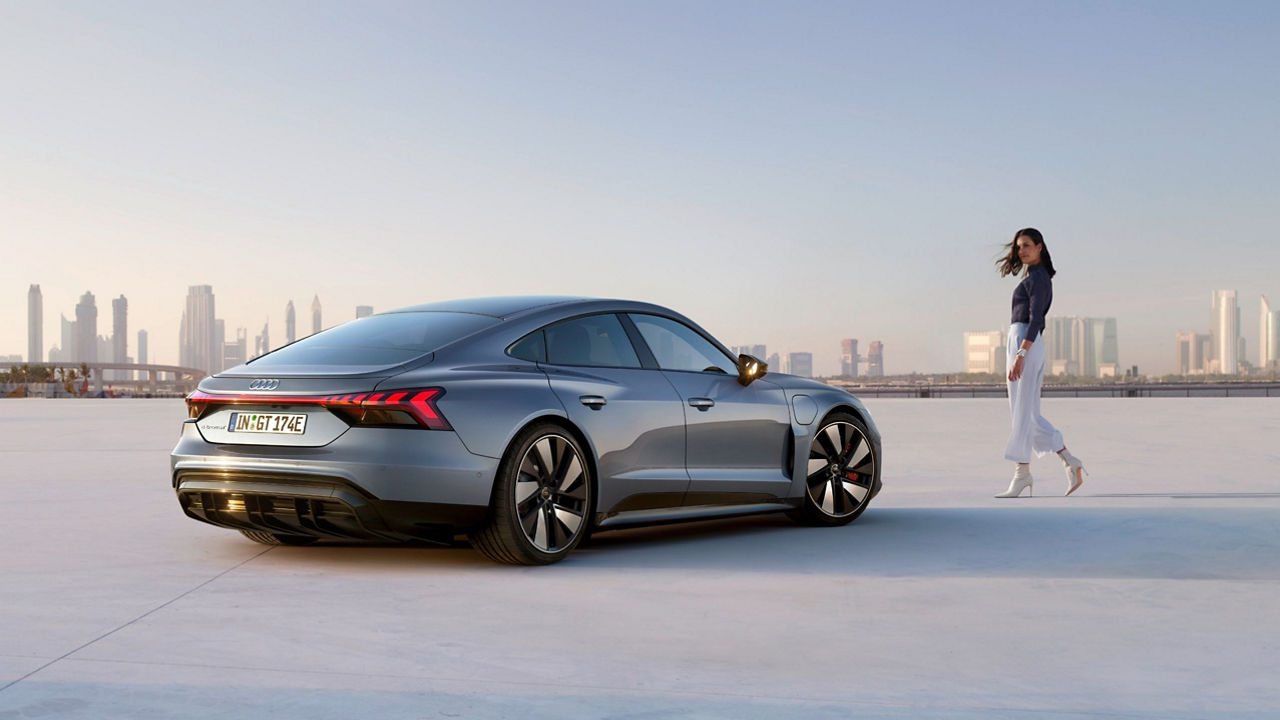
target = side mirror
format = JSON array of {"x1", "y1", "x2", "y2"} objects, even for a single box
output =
[{"x1": 737, "y1": 354, "x2": 767, "y2": 386}]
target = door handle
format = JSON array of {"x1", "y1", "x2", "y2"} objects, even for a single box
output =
[
  {"x1": 579, "y1": 395, "x2": 607, "y2": 409},
  {"x1": 688, "y1": 397, "x2": 715, "y2": 411}
]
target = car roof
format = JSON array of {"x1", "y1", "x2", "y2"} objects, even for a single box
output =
[{"x1": 385, "y1": 296, "x2": 590, "y2": 319}]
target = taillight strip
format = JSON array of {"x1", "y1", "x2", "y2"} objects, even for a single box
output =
[{"x1": 185, "y1": 388, "x2": 450, "y2": 430}]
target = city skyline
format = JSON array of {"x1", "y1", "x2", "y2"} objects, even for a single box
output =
[
  {"x1": 9, "y1": 281, "x2": 1280, "y2": 378},
  {"x1": 4, "y1": 3, "x2": 1280, "y2": 374}
]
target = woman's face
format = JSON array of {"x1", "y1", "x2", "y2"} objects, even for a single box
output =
[{"x1": 1016, "y1": 235, "x2": 1042, "y2": 266}]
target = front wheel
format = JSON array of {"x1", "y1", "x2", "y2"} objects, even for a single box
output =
[
  {"x1": 789, "y1": 412, "x2": 877, "y2": 527},
  {"x1": 469, "y1": 423, "x2": 594, "y2": 565}
]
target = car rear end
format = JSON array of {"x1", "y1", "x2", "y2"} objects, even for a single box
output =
[{"x1": 171, "y1": 311, "x2": 503, "y2": 544}]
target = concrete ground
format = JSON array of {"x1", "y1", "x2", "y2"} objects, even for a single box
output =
[{"x1": 0, "y1": 397, "x2": 1277, "y2": 719}]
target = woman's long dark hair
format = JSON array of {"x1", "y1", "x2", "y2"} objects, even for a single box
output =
[{"x1": 997, "y1": 227, "x2": 1057, "y2": 278}]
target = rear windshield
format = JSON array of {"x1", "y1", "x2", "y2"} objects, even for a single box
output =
[{"x1": 246, "y1": 312, "x2": 499, "y2": 368}]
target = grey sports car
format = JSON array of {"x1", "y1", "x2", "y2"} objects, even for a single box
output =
[{"x1": 172, "y1": 296, "x2": 882, "y2": 564}]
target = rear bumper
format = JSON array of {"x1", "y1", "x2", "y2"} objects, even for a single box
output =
[{"x1": 171, "y1": 419, "x2": 499, "y2": 539}]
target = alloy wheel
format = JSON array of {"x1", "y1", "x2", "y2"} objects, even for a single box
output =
[
  {"x1": 806, "y1": 421, "x2": 876, "y2": 518},
  {"x1": 514, "y1": 434, "x2": 589, "y2": 553}
]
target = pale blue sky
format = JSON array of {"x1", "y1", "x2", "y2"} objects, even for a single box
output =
[{"x1": 3, "y1": 1, "x2": 1279, "y2": 373}]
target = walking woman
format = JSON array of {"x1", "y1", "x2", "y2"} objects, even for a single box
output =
[{"x1": 995, "y1": 228, "x2": 1087, "y2": 498}]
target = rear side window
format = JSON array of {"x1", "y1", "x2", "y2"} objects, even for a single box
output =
[
  {"x1": 508, "y1": 330, "x2": 546, "y2": 363},
  {"x1": 248, "y1": 312, "x2": 499, "y2": 367},
  {"x1": 545, "y1": 314, "x2": 641, "y2": 368}
]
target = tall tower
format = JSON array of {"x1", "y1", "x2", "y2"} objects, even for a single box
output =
[
  {"x1": 112, "y1": 295, "x2": 128, "y2": 364},
  {"x1": 137, "y1": 329, "x2": 148, "y2": 365},
  {"x1": 28, "y1": 285, "x2": 43, "y2": 363},
  {"x1": 1261, "y1": 295, "x2": 1279, "y2": 370},
  {"x1": 840, "y1": 339, "x2": 859, "y2": 377},
  {"x1": 182, "y1": 285, "x2": 217, "y2": 374},
  {"x1": 285, "y1": 300, "x2": 296, "y2": 344},
  {"x1": 311, "y1": 295, "x2": 322, "y2": 335},
  {"x1": 867, "y1": 341, "x2": 884, "y2": 377},
  {"x1": 355, "y1": 305, "x2": 373, "y2": 319},
  {"x1": 75, "y1": 291, "x2": 98, "y2": 363},
  {"x1": 1210, "y1": 290, "x2": 1239, "y2": 374}
]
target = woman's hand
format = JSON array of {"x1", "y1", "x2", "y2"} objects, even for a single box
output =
[{"x1": 1008, "y1": 356, "x2": 1024, "y2": 382}]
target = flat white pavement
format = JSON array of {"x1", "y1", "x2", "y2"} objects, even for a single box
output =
[{"x1": 1, "y1": 398, "x2": 1277, "y2": 719}]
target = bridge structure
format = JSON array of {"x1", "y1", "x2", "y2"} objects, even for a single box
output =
[{"x1": 3, "y1": 361, "x2": 208, "y2": 396}]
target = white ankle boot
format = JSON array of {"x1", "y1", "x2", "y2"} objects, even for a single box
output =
[
  {"x1": 995, "y1": 464, "x2": 1033, "y2": 498},
  {"x1": 1059, "y1": 449, "x2": 1087, "y2": 496}
]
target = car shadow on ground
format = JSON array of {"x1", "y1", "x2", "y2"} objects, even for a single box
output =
[{"x1": 262, "y1": 502, "x2": 1280, "y2": 580}]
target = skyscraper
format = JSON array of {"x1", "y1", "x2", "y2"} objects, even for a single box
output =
[
  {"x1": 28, "y1": 285, "x2": 42, "y2": 364},
  {"x1": 75, "y1": 291, "x2": 98, "y2": 363},
  {"x1": 181, "y1": 285, "x2": 218, "y2": 374},
  {"x1": 214, "y1": 319, "x2": 226, "y2": 374},
  {"x1": 285, "y1": 300, "x2": 296, "y2": 344},
  {"x1": 840, "y1": 339, "x2": 859, "y2": 377},
  {"x1": 137, "y1": 329, "x2": 148, "y2": 366},
  {"x1": 1261, "y1": 295, "x2": 1279, "y2": 370},
  {"x1": 356, "y1": 305, "x2": 373, "y2": 319},
  {"x1": 224, "y1": 327, "x2": 248, "y2": 369},
  {"x1": 867, "y1": 341, "x2": 884, "y2": 377},
  {"x1": 964, "y1": 331, "x2": 1005, "y2": 374},
  {"x1": 312, "y1": 295, "x2": 322, "y2": 335},
  {"x1": 787, "y1": 352, "x2": 813, "y2": 378},
  {"x1": 112, "y1": 295, "x2": 127, "y2": 364},
  {"x1": 1210, "y1": 290, "x2": 1239, "y2": 374}
]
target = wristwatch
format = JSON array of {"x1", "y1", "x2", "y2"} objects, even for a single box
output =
[{"x1": 1016, "y1": 348, "x2": 1028, "y2": 358}]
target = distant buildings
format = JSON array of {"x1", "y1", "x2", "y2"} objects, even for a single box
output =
[
  {"x1": 840, "y1": 339, "x2": 859, "y2": 377},
  {"x1": 730, "y1": 344, "x2": 767, "y2": 360},
  {"x1": 137, "y1": 330, "x2": 148, "y2": 366},
  {"x1": 1261, "y1": 296, "x2": 1279, "y2": 371},
  {"x1": 312, "y1": 295, "x2": 322, "y2": 335},
  {"x1": 254, "y1": 321, "x2": 270, "y2": 359},
  {"x1": 356, "y1": 305, "x2": 374, "y2": 319},
  {"x1": 285, "y1": 300, "x2": 296, "y2": 345},
  {"x1": 28, "y1": 285, "x2": 42, "y2": 364},
  {"x1": 181, "y1": 285, "x2": 218, "y2": 374},
  {"x1": 112, "y1": 295, "x2": 127, "y2": 365},
  {"x1": 1210, "y1": 290, "x2": 1239, "y2": 374},
  {"x1": 866, "y1": 341, "x2": 884, "y2": 377},
  {"x1": 963, "y1": 331, "x2": 1005, "y2": 375},
  {"x1": 787, "y1": 352, "x2": 813, "y2": 378},
  {"x1": 75, "y1": 291, "x2": 98, "y2": 363},
  {"x1": 224, "y1": 327, "x2": 248, "y2": 369},
  {"x1": 1175, "y1": 331, "x2": 1212, "y2": 374},
  {"x1": 1043, "y1": 317, "x2": 1119, "y2": 378}
]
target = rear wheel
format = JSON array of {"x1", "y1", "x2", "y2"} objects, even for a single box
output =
[
  {"x1": 469, "y1": 423, "x2": 593, "y2": 565},
  {"x1": 789, "y1": 413, "x2": 877, "y2": 526},
  {"x1": 239, "y1": 529, "x2": 319, "y2": 546}
]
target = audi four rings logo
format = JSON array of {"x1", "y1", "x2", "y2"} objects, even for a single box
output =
[{"x1": 249, "y1": 379, "x2": 280, "y2": 390}]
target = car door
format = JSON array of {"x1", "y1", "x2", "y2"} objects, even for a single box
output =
[
  {"x1": 625, "y1": 313, "x2": 793, "y2": 501},
  {"x1": 523, "y1": 313, "x2": 689, "y2": 515}
]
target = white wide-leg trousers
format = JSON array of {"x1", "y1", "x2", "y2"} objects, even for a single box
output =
[{"x1": 1004, "y1": 322, "x2": 1064, "y2": 463}]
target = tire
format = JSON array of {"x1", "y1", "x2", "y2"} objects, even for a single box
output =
[
  {"x1": 239, "y1": 529, "x2": 319, "y2": 546},
  {"x1": 789, "y1": 412, "x2": 877, "y2": 527},
  {"x1": 469, "y1": 423, "x2": 594, "y2": 565}
]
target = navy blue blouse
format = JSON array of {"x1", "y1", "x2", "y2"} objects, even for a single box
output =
[{"x1": 1011, "y1": 264, "x2": 1052, "y2": 343}]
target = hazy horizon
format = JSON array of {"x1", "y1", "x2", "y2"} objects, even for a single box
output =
[{"x1": 4, "y1": 2, "x2": 1279, "y2": 375}]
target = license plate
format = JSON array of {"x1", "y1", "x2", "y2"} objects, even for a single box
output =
[{"x1": 227, "y1": 411, "x2": 308, "y2": 435}]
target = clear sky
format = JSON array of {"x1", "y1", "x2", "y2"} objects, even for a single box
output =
[{"x1": 3, "y1": 1, "x2": 1279, "y2": 374}]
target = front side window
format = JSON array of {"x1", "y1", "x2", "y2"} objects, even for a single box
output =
[
  {"x1": 545, "y1": 314, "x2": 642, "y2": 368},
  {"x1": 628, "y1": 314, "x2": 737, "y2": 374}
]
